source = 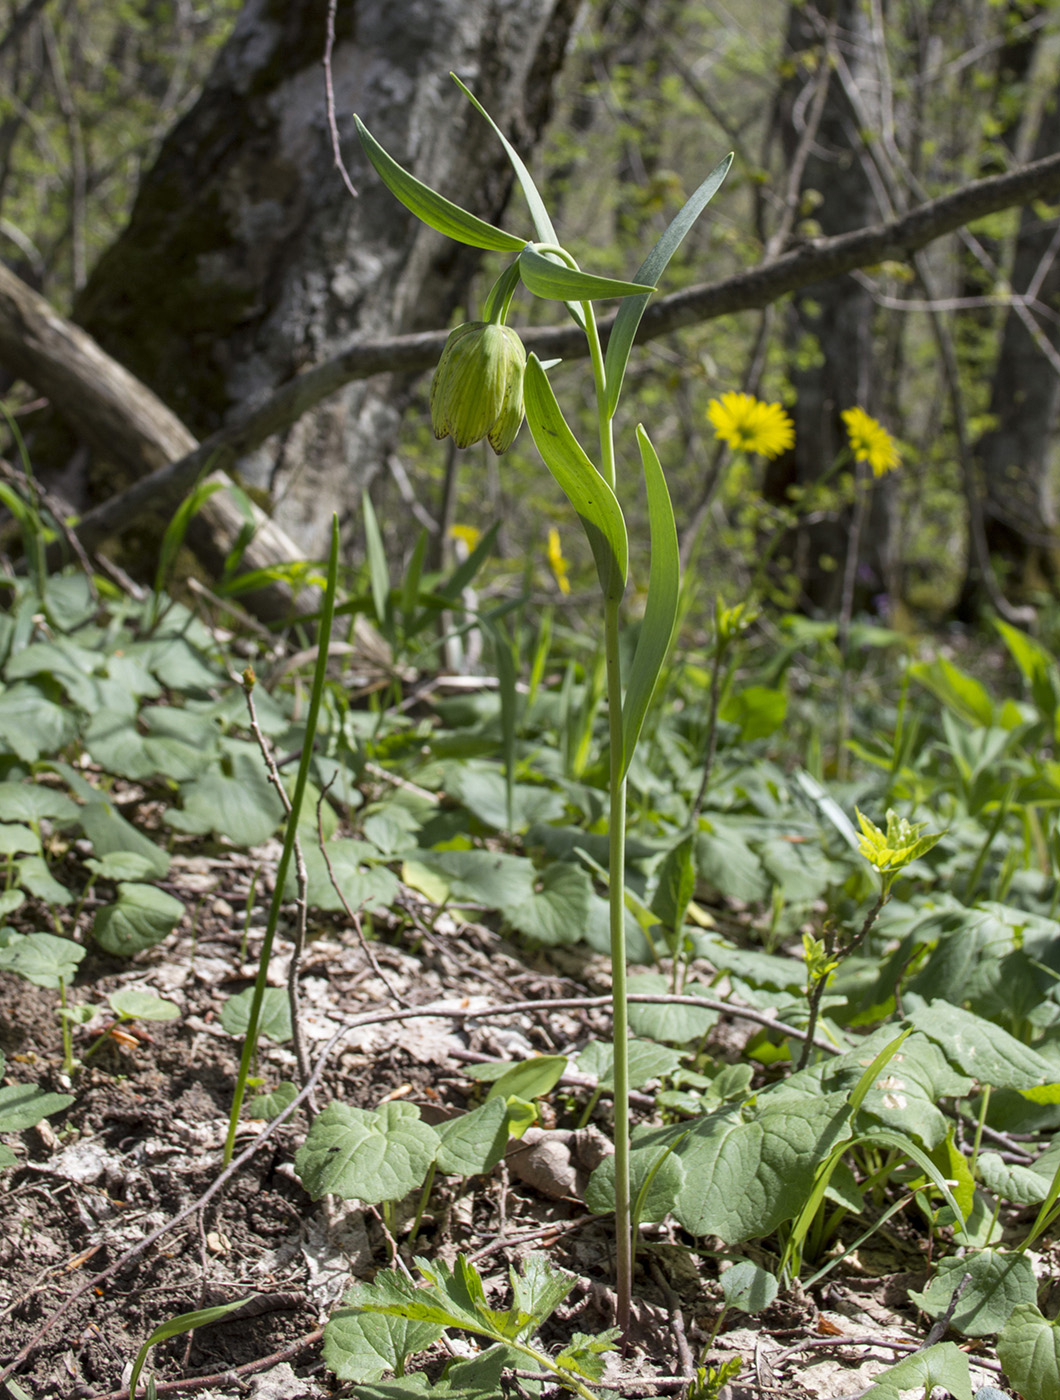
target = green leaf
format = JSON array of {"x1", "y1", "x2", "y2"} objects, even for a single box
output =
[
  {"x1": 486, "y1": 1055, "x2": 568, "y2": 1104},
  {"x1": 0, "y1": 931, "x2": 84, "y2": 988},
  {"x1": 508, "y1": 1251, "x2": 578, "y2": 1328},
  {"x1": 908, "y1": 1250, "x2": 1037, "y2": 1337},
  {"x1": 434, "y1": 1097, "x2": 510, "y2": 1177},
  {"x1": 450, "y1": 75, "x2": 558, "y2": 249},
  {"x1": 292, "y1": 839, "x2": 399, "y2": 915},
  {"x1": 294, "y1": 1101, "x2": 440, "y2": 1204},
  {"x1": 577, "y1": 1037, "x2": 681, "y2": 1092},
  {"x1": 155, "y1": 480, "x2": 225, "y2": 597},
  {"x1": 826, "y1": 1027, "x2": 972, "y2": 1150},
  {"x1": 0, "y1": 1082, "x2": 74, "y2": 1132},
  {"x1": 220, "y1": 986, "x2": 292, "y2": 1044},
  {"x1": 362, "y1": 490, "x2": 391, "y2": 629},
  {"x1": 354, "y1": 116, "x2": 525, "y2": 253},
  {"x1": 627, "y1": 972, "x2": 718, "y2": 1044},
  {"x1": 0, "y1": 1144, "x2": 17, "y2": 1167},
  {"x1": 505, "y1": 860, "x2": 594, "y2": 945},
  {"x1": 718, "y1": 1260, "x2": 779, "y2": 1315},
  {"x1": 910, "y1": 657, "x2": 994, "y2": 727},
  {"x1": 0, "y1": 684, "x2": 76, "y2": 761},
  {"x1": 860, "y1": 1341, "x2": 972, "y2": 1400},
  {"x1": 107, "y1": 988, "x2": 180, "y2": 1023},
  {"x1": 586, "y1": 1137, "x2": 685, "y2": 1223},
  {"x1": 165, "y1": 752, "x2": 284, "y2": 848},
  {"x1": 0, "y1": 782, "x2": 77, "y2": 825},
  {"x1": 247, "y1": 1081, "x2": 298, "y2": 1120},
  {"x1": 86, "y1": 852, "x2": 159, "y2": 882},
  {"x1": 0, "y1": 823, "x2": 40, "y2": 856},
  {"x1": 410, "y1": 848, "x2": 536, "y2": 912},
  {"x1": 998, "y1": 1304, "x2": 1060, "y2": 1400},
  {"x1": 620, "y1": 426, "x2": 680, "y2": 778},
  {"x1": 323, "y1": 1287, "x2": 443, "y2": 1382},
  {"x1": 650, "y1": 835, "x2": 696, "y2": 940},
  {"x1": 909, "y1": 1001, "x2": 1054, "y2": 1089},
  {"x1": 93, "y1": 884, "x2": 185, "y2": 957},
  {"x1": 0, "y1": 889, "x2": 24, "y2": 918},
  {"x1": 718, "y1": 685, "x2": 787, "y2": 742},
  {"x1": 665, "y1": 1088, "x2": 853, "y2": 1243},
  {"x1": 555, "y1": 1329, "x2": 622, "y2": 1382},
  {"x1": 444, "y1": 761, "x2": 565, "y2": 834},
  {"x1": 15, "y1": 855, "x2": 73, "y2": 906},
  {"x1": 129, "y1": 1297, "x2": 254, "y2": 1399},
  {"x1": 604, "y1": 153, "x2": 733, "y2": 417},
  {"x1": 977, "y1": 1142, "x2": 1060, "y2": 1205},
  {"x1": 79, "y1": 799, "x2": 170, "y2": 879},
  {"x1": 523, "y1": 356, "x2": 628, "y2": 603},
  {"x1": 518, "y1": 245, "x2": 652, "y2": 302}
]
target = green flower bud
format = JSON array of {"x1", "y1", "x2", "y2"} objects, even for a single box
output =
[{"x1": 430, "y1": 321, "x2": 526, "y2": 454}]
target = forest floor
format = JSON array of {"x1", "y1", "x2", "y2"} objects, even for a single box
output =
[{"x1": 0, "y1": 832, "x2": 1011, "y2": 1400}]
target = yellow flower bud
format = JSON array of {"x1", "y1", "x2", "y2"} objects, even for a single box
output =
[{"x1": 430, "y1": 322, "x2": 526, "y2": 454}]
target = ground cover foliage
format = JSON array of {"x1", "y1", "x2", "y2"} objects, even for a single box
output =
[{"x1": 2, "y1": 531, "x2": 1060, "y2": 1399}]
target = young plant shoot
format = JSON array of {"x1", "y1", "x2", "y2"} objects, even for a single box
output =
[{"x1": 355, "y1": 76, "x2": 732, "y2": 1333}]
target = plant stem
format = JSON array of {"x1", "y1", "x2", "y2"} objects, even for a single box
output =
[
  {"x1": 222, "y1": 517, "x2": 340, "y2": 1165},
  {"x1": 581, "y1": 289, "x2": 632, "y2": 1337},
  {"x1": 605, "y1": 595, "x2": 631, "y2": 1338}
]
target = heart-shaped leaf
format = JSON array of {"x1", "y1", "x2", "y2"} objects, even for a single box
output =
[{"x1": 295, "y1": 1101, "x2": 440, "y2": 1204}]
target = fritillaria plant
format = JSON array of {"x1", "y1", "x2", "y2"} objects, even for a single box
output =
[{"x1": 356, "y1": 77, "x2": 731, "y2": 1332}]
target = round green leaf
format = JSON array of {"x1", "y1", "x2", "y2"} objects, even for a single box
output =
[
  {"x1": 909, "y1": 1249, "x2": 1037, "y2": 1337},
  {"x1": 220, "y1": 986, "x2": 292, "y2": 1044},
  {"x1": 107, "y1": 988, "x2": 180, "y2": 1023},
  {"x1": 295, "y1": 1101, "x2": 440, "y2": 1204},
  {"x1": 93, "y1": 883, "x2": 184, "y2": 957},
  {"x1": 0, "y1": 931, "x2": 85, "y2": 988}
]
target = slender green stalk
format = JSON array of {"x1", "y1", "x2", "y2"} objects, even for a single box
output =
[
  {"x1": 58, "y1": 977, "x2": 74, "y2": 1074},
  {"x1": 605, "y1": 597, "x2": 631, "y2": 1333},
  {"x1": 223, "y1": 516, "x2": 341, "y2": 1165},
  {"x1": 580, "y1": 287, "x2": 633, "y2": 1335}
]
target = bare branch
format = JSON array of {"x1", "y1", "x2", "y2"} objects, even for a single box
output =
[{"x1": 61, "y1": 148, "x2": 1060, "y2": 552}]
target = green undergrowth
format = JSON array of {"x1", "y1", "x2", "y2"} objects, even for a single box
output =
[{"x1": 2, "y1": 559, "x2": 1060, "y2": 1397}]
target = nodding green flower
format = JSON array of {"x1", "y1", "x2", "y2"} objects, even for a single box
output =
[{"x1": 430, "y1": 321, "x2": 527, "y2": 454}]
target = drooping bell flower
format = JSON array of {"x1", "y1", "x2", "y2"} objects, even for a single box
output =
[{"x1": 430, "y1": 321, "x2": 527, "y2": 454}]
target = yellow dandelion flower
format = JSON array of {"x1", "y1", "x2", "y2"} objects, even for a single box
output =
[
  {"x1": 841, "y1": 407, "x2": 900, "y2": 477},
  {"x1": 449, "y1": 523, "x2": 482, "y2": 551},
  {"x1": 547, "y1": 527, "x2": 571, "y2": 595},
  {"x1": 707, "y1": 392, "x2": 795, "y2": 459}
]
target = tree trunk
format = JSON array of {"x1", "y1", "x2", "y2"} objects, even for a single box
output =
[
  {"x1": 960, "y1": 59, "x2": 1060, "y2": 611},
  {"x1": 763, "y1": 0, "x2": 883, "y2": 615},
  {"x1": 62, "y1": 0, "x2": 580, "y2": 562}
]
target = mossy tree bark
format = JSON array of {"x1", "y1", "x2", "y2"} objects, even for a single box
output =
[{"x1": 65, "y1": 0, "x2": 580, "y2": 561}]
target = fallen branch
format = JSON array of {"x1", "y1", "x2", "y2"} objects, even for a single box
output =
[{"x1": 64, "y1": 148, "x2": 1060, "y2": 547}]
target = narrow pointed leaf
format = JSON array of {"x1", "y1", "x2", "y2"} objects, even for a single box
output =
[
  {"x1": 354, "y1": 116, "x2": 525, "y2": 253},
  {"x1": 519, "y1": 246, "x2": 653, "y2": 302},
  {"x1": 451, "y1": 74, "x2": 558, "y2": 247},
  {"x1": 523, "y1": 357, "x2": 627, "y2": 602},
  {"x1": 620, "y1": 426, "x2": 679, "y2": 777},
  {"x1": 361, "y1": 491, "x2": 390, "y2": 627},
  {"x1": 605, "y1": 153, "x2": 733, "y2": 418},
  {"x1": 451, "y1": 74, "x2": 585, "y2": 332}
]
